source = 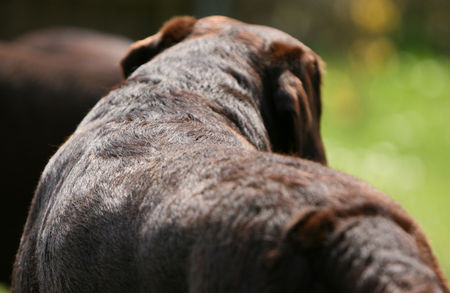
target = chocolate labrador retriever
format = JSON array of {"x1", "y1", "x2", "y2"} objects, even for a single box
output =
[{"x1": 13, "y1": 16, "x2": 448, "y2": 292}]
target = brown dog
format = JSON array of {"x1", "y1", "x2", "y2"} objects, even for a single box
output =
[{"x1": 13, "y1": 16, "x2": 448, "y2": 292}]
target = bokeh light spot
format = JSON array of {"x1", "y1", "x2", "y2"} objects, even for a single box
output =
[{"x1": 351, "y1": 0, "x2": 401, "y2": 34}]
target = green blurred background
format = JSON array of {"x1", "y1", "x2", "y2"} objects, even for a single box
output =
[{"x1": 1, "y1": 0, "x2": 449, "y2": 290}]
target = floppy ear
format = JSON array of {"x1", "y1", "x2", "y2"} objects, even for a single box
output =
[
  {"x1": 264, "y1": 42, "x2": 327, "y2": 164},
  {"x1": 120, "y1": 16, "x2": 197, "y2": 78}
]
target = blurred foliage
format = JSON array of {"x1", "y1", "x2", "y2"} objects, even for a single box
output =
[
  {"x1": 1, "y1": 0, "x2": 450, "y2": 53},
  {"x1": 1, "y1": 0, "x2": 449, "y2": 289},
  {"x1": 0, "y1": 283, "x2": 8, "y2": 293}
]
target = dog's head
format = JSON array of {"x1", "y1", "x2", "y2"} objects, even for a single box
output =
[{"x1": 120, "y1": 16, "x2": 326, "y2": 164}]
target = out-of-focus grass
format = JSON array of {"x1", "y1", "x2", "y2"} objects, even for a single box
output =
[
  {"x1": 321, "y1": 50, "x2": 450, "y2": 280},
  {"x1": 0, "y1": 283, "x2": 9, "y2": 293}
]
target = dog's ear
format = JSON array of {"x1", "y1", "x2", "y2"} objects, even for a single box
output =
[
  {"x1": 120, "y1": 16, "x2": 197, "y2": 78},
  {"x1": 264, "y1": 42, "x2": 327, "y2": 164}
]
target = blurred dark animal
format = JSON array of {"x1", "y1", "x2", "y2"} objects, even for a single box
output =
[
  {"x1": 0, "y1": 27, "x2": 131, "y2": 284},
  {"x1": 13, "y1": 16, "x2": 448, "y2": 292}
]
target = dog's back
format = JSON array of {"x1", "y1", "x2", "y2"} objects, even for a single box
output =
[{"x1": 13, "y1": 16, "x2": 448, "y2": 292}]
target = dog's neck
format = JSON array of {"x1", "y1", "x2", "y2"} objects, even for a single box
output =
[
  {"x1": 77, "y1": 74, "x2": 271, "y2": 154},
  {"x1": 82, "y1": 37, "x2": 273, "y2": 152}
]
